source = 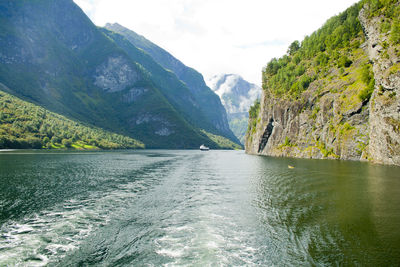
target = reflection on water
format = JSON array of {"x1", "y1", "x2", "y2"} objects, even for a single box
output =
[{"x1": 0, "y1": 150, "x2": 399, "y2": 266}]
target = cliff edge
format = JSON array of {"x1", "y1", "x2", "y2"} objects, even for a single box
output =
[{"x1": 246, "y1": 1, "x2": 400, "y2": 165}]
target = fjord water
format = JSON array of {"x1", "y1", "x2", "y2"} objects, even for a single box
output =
[{"x1": 0, "y1": 150, "x2": 399, "y2": 266}]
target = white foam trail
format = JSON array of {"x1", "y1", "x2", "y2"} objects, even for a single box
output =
[{"x1": 0, "y1": 178, "x2": 153, "y2": 266}]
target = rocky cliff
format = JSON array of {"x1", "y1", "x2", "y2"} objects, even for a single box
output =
[
  {"x1": 246, "y1": 0, "x2": 400, "y2": 165},
  {"x1": 359, "y1": 5, "x2": 400, "y2": 165}
]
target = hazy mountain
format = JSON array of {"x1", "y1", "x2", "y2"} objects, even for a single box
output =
[
  {"x1": 207, "y1": 74, "x2": 261, "y2": 144},
  {"x1": 104, "y1": 23, "x2": 239, "y2": 144},
  {"x1": 0, "y1": 0, "x2": 239, "y2": 149}
]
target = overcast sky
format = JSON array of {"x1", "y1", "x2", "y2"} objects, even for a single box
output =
[{"x1": 73, "y1": 0, "x2": 359, "y2": 86}]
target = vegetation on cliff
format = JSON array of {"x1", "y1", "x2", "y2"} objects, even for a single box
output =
[
  {"x1": 247, "y1": 0, "x2": 400, "y2": 162},
  {"x1": 262, "y1": 3, "x2": 364, "y2": 98},
  {"x1": 247, "y1": 99, "x2": 260, "y2": 134},
  {"x1": 0, "y1": 90, "x2": 144, "y2": 149}
]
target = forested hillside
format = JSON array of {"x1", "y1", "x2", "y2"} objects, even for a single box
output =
[{"x1": 0, "y1": 89, "x2": 144, "y2": 149}]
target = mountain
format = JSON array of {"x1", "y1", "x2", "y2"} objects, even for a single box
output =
[
  {"x1": 245, "y1": 0, "x2": 400, "y2": 166},
  {"x1": 0, "y1": 0, "x2": 240, "y2": 149},
  {"x1": 104, "y1": 23, "x2": 239, "y2": 144},
  {"x1": 207, "y1": 74, "x2": 261, "y2": 144},
  {"x1": 99, "y1": 28, "x2": 240, "y2": 146}
]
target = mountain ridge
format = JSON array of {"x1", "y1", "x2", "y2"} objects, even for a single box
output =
[
  {"x1": 0, "y1": 0, "x2": 240, "y2": 149},
  {"x1": 104, "y1": 23, "x2": 239, "y2": 144}
]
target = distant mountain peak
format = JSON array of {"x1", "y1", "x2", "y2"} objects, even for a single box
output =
[
  {"x1": 207, "y1": 73, "x2": 261, "y2": 144},
  {"x1": 207, "y1": 74, "x2": 261, "y2": 114}
]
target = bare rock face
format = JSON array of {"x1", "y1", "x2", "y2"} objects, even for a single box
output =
[
  {"x1": 359, "y1": 7, "x2": 400, "y2": 165},
  {"x1": 245, "y1": 88, "x2": 369, "y2": 161},
  {"x1": 132, "y1": 113, "x2": 175, "y2": 137},
  {"x1": 122, "y1": 88, "x2": 148, "y2": 103},
  {"x1": 94, "y1": 56, "x2": 139, "y2": 93}
]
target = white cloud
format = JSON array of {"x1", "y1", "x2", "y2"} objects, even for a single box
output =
[{"x1": 73, "y1": 0, "x2": 359, "y2": 85}]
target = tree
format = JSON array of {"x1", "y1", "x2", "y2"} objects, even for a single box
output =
[
  {"x1": 287, "y1": 40, "x2": 300, "y2": 55},
  {"x1": 62, "y1": 138, "x2": 72, "y2": 148}
]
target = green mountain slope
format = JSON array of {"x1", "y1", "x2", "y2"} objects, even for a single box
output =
[
  {"x1": 100, "y1": 28, "x2": 229, "y2": 138},
  {"x1": 0, "y1": 0, "x2": 238, "y2": 149},
  {"x1": 0, "y1": 88, "x2": 143, "y2": 149},
  {"x1": 104, "y1": 23, "x2": 239, "y2": 144},
  {"x1": 246, "y1": 0, "x2": 400, "y2": 165}
]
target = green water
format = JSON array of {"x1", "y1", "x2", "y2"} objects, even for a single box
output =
[{"x1": 0, "y1": 150, "x2": 399, "y2": 266}]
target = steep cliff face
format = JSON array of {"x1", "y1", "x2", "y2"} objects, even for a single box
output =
[
  {"x1": 359, "y1": 6, "x2": 400, "y2": 165},
  {"x1": 246, "y1": 1, "x2": 400, "y2": 165},
  {"x1": 246, "y1": 75, "x2": 370, "y2": 161}
]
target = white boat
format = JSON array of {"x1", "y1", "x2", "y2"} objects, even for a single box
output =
[{"x1": 200, "y1": 144, "x2": 209, "y2": 151}]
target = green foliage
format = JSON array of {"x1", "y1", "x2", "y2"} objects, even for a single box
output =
[
  {"x1": 316, "y1": 140, "x2": 337, "y2": 158},
  {"x1": 314, "y1": 53, "x2": 330, "y2": 66},
  {"x1": 262, "y1": 3, "x2": 362, "y2": 97},
  {"x1": 294, "y1": 64, "x2": 306, "y2": 76},
  {"x1": 279, "y1": 136, "x2": 296, "y2": 148},
  {"x1": 390, "y1": 20, "x2": 400, "y2": 44},
  {"x1": 362, "y1": 0, "x2": 400, "y2": 45},
  {"x1": 358, "y1": 63, "x2": 375, "y2": 102},
  {"x1": 310, "y1": 105, "x2": 320, "y2": 120},
  {"x1": 248, "y1": 99, "x2": 260, "y2": 119},
  {"x1": 338, "y1": 55, "x2": 353, "y2": 68},
  {"x1": 362, "y1": 0, "x2": 399, "y2": 18},
  {"x1": 290, "y1": 75, "x2": 315, "y2": 96},
  {"x1": 343, "y1": 122, "x2": 356, "y2": 131},
  {"x1": 247, "y1": 99, "x2": 261, "y2": 135},
  {"x1": 380, "y1": 20, "x2": 391, "y2": 33},
  {"x1": 0, "y1": 90, "x2": 144, "y2": 149},
  {"x1": 287, "y1": 40, "x2": 300, "y2": 55},
  {"x1": 360, "y1": 64, "x2": 373, "y2": 84},
  {"x1": 358, "y1": 80, "x2": 375, "y2": 102}
]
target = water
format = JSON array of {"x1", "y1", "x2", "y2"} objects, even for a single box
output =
[{"x1": 0, "y1": 150, "x2": 399, "y2": 266}]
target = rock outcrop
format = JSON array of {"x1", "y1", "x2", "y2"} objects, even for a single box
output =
[
  {"x1": 359, "y1": 7, "x2": 400, "y2": 165},
  {"x1": 246, "y1": 1, "x2": 400, "y2": 165}
]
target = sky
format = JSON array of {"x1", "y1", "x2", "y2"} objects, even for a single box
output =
[{"x1": 73, "y1": 0, "x2": 359, "y2": 86}]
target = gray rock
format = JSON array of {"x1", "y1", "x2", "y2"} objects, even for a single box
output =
[
  {"x1": 122, "y1": 87, "x2": 148, "y2": 103},
  {"x1": 94, "y1": 56, "x2": 139, "y2": 93},
  {"x1": 246, "y1": 4, "x2": 400, "y2": 166},
  {"x1": 359, "y1": 6, "x2": 400, "y2": 165}
]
